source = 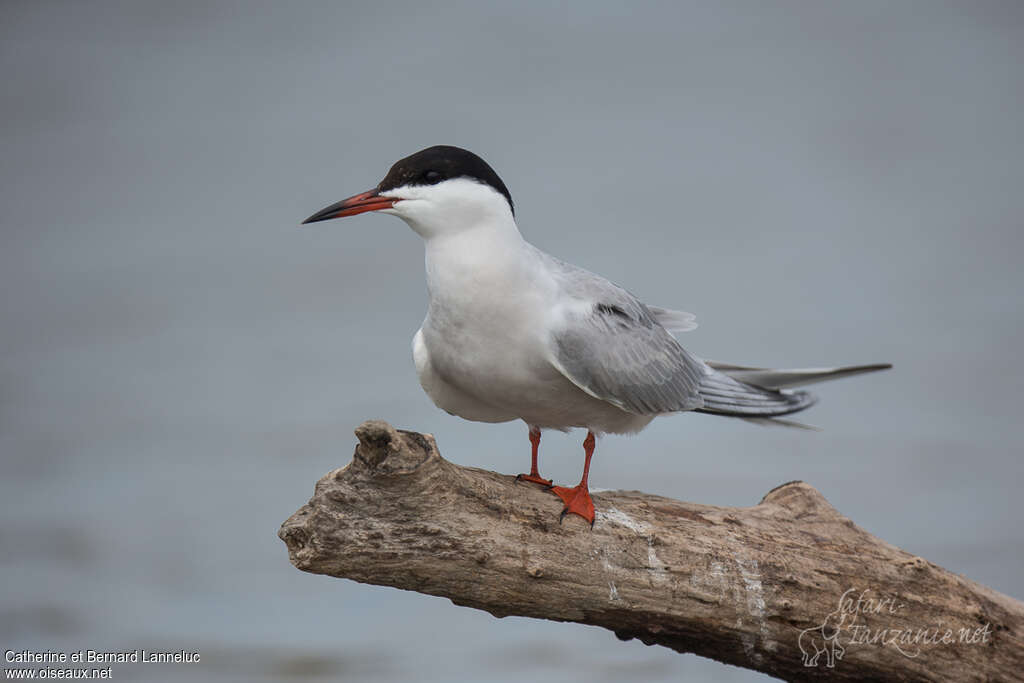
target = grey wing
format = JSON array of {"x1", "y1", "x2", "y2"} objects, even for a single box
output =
[
  {"x1": 549, "y1": 303, "x2": 706, "y2": 415},
  {"x1": 541, "y1": 254, "x2": 705, "y2": 415},
  {"x1": 648, "y1": 306, "x2": 698, "y2": 335}
]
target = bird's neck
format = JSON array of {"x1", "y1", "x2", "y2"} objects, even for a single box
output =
[{"x1": 422, "y1": 220, "x2": 533, "y2": 307}]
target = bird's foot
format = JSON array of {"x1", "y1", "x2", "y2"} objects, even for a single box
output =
[
  {"x1": 551, "y1": 484, "x2": 595, "y2": 526},
  {"x1": 515, "y1": 472, "x2": 553, "y2": 487}
]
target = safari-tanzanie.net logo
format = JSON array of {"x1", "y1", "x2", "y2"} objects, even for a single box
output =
[{"x1": 798, "y1": 588, "x2": 992, "y2": 669}]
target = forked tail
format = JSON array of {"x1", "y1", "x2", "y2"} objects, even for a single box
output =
[{"x1": 695, "y1": 362, "x2": 891, "y2": 418}]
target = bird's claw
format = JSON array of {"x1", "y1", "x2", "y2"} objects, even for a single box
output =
[{"x1": 515, "y1": 473, "x2": 553, "y2": 487}]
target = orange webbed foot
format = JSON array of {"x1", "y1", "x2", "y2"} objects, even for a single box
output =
[{"x1": 551, "y1": 484, "x2": 595, "y2": 526}]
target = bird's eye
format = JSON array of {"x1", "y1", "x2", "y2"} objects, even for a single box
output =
[{"x1": 423, "y1": 170, "x2": 442, "y2": 184}]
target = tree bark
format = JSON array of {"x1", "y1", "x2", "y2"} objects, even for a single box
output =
[{"x1": 278, "y1": 421, "x2": 1024, "y2": 682}]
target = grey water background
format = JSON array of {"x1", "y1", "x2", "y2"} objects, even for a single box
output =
[{"x1": 2, "y1": 1, "x2": 1022, "y2": 681}]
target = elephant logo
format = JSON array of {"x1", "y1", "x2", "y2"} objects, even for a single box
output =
[{"x1": 798, "y1": 609, "x2": 849, "y2": 668}]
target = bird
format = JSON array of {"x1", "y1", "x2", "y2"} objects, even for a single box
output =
[{"x1": 302, "y1": 145, "x2": 891, "y2": 526}]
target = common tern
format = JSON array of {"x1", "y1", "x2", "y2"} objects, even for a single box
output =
[{"x1": 303, "y1": 145, "x2": 890, "y2": 525}]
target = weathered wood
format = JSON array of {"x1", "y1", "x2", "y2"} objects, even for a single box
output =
[{"x1": 279, "y1": 421, "x2": 1024, "y2": 681}]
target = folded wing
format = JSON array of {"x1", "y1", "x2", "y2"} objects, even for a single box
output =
[
  {"x1": 549, "y1": 299, "x2": 706, "y2": 415},
  {"x1": 539, "y1": 249, "x2": 888, "y2": 420},
  {"x1": 540, "y1": 252, "x2": 705, "y2": 415}
]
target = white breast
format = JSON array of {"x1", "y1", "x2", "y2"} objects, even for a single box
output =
[
  {"x1": 420, "y1": 229, "x2": 554, "y2": 399},
  {"x1": 412, "y1": 228, "x2": 653, "y2": 434}
]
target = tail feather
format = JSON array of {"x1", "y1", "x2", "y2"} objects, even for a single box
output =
[
  {"x1": 696, "y1": 369, "x2": 817, "y2": 418},
  {"x1": 705, "y1": 361, "x2": 892, "y2": 389},
  {"x1": 740, "y1": 416, "x2": 821, "y2": 430}
]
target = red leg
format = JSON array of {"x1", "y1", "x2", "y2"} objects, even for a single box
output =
[
  {"x1": 515, "y1": 426, "x2": 552, "y2": 487},
  {"x1": 551, "y1": 431, "x2": 597, "y2": 526}
]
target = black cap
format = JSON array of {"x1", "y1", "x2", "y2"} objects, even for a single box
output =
[{"x1": 378, "y1": 145, "x2": 514, "y2": 215}]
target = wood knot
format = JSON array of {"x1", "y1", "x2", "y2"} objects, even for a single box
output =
[
  {"x1": 278, "y1": 523, "x2": 309, "y2": 552},
  {"x1": 758, "y1": 480, "x2": 838, "y2": 518},
  {"x1": 354, "y1": 421, "x2": 402, "y2": 468},
  {"x1": 352, "y1": 421, "x2": 437, "y2": 476},
  {"x1": 901, "y1": 556, "x2": 928, "y2": 571}
]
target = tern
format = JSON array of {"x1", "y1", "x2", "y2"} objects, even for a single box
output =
[{"x1": 303, "y1": 145, "x2": 890, "y2": 525}]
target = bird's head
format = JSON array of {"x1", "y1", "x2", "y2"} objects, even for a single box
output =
[{"x1": 302, "y1": 145, "x2": 515, "y2": 239}]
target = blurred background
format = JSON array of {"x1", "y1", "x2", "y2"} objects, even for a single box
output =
[{"x1": 2, "y1": 1, "x2": 1022, "y2": 680}]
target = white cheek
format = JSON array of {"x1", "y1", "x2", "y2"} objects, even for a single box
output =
[
  {"x1": 387, "y1": 198, "x2": 429, "y2": 222},
  {"x1": 382, "y1": 178, "x2": 515, "y2": 239}
]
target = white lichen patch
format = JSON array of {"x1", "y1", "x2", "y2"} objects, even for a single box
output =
[
  {"x1": 735, "y1": 557, "x2": 766, "y2": 616},
  {"x1": 690, "y1": 560, "x2": 729, "y2": 595},
  {"x1": 733, "y1": 555, "x2": 772, "y2": 664},
  {"x1": 646, "y1": 543, "x2": 669, "y2": 585},
  {"x1": 598, "y1": 506, "x2": 669, "y2": 585},
  {"x1": 598, "y1": 506, "x2": 651, "y2": 535}
]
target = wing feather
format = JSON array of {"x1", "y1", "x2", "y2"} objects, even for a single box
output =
[
  {"x1": 648, "y1": 306, "x2": 698, "y2": 335},
  {"x1": 539, "y1": 252, "x2": 705, "y2": 415}
]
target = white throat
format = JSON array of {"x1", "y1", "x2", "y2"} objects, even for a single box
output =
[{"x1": 383, "y1": 177, "x2": 519, "y2": 243}]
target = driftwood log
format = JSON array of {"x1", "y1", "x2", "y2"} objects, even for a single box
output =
[{"x1": 278, "y1": 421, "x2": 1024, "y2": 681}]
